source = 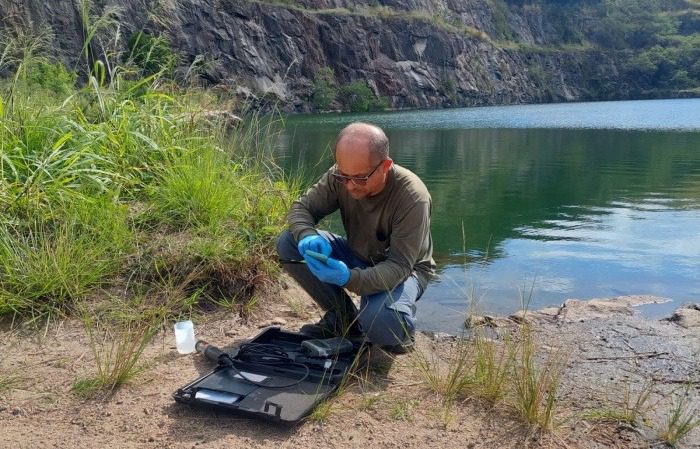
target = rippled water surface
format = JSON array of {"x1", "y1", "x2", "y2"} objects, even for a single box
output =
[{"x1": 277, "y1": 99, "x2": 700, "y2": 332}]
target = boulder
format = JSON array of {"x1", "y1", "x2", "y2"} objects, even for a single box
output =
[{"x1": 663, "y1": 303, "x2": 700, "y2": 330}]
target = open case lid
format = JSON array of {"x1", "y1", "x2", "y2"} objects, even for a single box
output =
[{"x1": 173, "y1": 327, "x2": 365, "y2": 424}]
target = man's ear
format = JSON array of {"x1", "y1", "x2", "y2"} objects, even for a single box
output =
[{"x1": 383, "y1": 158, "x2": 394, "y2": 171}]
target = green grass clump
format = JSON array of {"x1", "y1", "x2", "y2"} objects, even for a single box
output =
[
  {"x1": 658, "y1": 384, "x2": 700, "y2": 447},
  {"x1": 0, "y1": 32, "x2": 295, "y2": 325},
  {"x1": 510, "y1": 325, "x2": 561, "y2": 431},
  {"x1": 585, "y1": 379, "x2": 655, "y2": 427},
  {"x1": 0, "y1": 198, "x2": 133, "y2": 321},
  {"x1": 389, "y1": 398, "x2": 419, "y2": 421},
  {"x1": 412, "y1": 338, "x2": 472, "y2": 404},
  {"x1": 149, "y1": 147, "x2": 248, "y2": 230},
  {"x1": 468, "y1": 330, "x2": 513, "y2": 404},
  {"x1": 0, "y1": 370, "x2": 23, "y2": 394},
  {"x1": 412, "y1": 321, "x2": 563, "y2": 431},
  {"x1": 73, "y1": 300, "x2": 164, "y2": 397}
]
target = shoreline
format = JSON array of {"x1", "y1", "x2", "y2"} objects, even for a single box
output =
[{"x1": 1, "y1": 280, "x2": 698, "y2": 448}]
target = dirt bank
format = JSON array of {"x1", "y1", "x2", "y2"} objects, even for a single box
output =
[{"x1": 1, "y1": 281, "x2": 698, "y2": 449}]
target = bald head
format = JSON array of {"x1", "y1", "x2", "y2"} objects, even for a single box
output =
[{"x1": 335, "y1": 122, "x2": 389, "y2": 164}]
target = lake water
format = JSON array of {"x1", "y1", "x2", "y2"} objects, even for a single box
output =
[{"x1": 276, "y1": 99, "x2": 700, "y2": 333}]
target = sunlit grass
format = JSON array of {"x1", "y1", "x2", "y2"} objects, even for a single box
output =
[
  {"x1": 0, "y1": 30, "x2": 296, "y2": 324},
  {"x1": 73, "y1": 298, "x2": 165, "y2": 397},
  {"x1": 584, "y1": 379, "x2": 656, "y2": 427},
  {"x1": 0, "y1": 198, "x2": 133, "y2": 322},
  {"x1": 510, "y1": 324, "x2": 562, "y2": 431},
  {"x1": 411, "y1": 338, "x2": 472, "y2": 404},
  {"x1": 659, "y1": 384, "x2": 700, "y2": 447},
  {"x1": 413, "y1": 282, "x2": 564, "y2": 432}
]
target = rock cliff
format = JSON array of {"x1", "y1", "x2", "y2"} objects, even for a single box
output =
[{"x1": 0, "y1": 0, "x2": 684, "y2": 111}]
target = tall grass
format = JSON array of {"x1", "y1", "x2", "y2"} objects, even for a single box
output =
[
  {"x1": 74, "y1": 299, "x2": 164, "y2": 397},
  {"x1": 658, "y1": 384, "x2": 700, "y2": 447},
  {"x1": 412, "y1": 317, "x2": 563, "y2": 431},
  {"x1": 0, "y1": 198, "x2": 133, "y2": 321},
  {"x1": 468, "y1": 330, "x2": 513, "y2": 404},
  {"x1": 412, "y1": 339, "x2": 472, "y2": 404},
  {"x1": 510, "y1": 325, "x2": 561, "y2": 430},
  {"x1": 149, "y1": 147, "x2": 247, "y2": 230},
  {"x1": 0, "y1": 31, "x2": 295, "y2": 324}
]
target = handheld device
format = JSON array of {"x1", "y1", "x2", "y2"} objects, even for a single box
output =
[{"x1": 305, "y1": 250, "x2": 329, "y2": 264}]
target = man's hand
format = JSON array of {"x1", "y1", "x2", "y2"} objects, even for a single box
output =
[
  {"x1": 304, "y1": 255, "x2": 350, "y2": 287},
  {"x1": 297, "y1": 234, "x2": 332, "y2": 257}
]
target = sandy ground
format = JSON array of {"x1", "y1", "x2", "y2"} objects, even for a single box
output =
[{"x1": 1, "y1": 279, "x2": 699, "y2": 449}]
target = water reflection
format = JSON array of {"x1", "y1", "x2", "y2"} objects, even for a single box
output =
[{"x1": 278, "y1": 100, "x2": 700, "y2": 332}]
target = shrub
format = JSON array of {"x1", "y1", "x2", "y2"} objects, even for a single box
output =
[
  {"x1": 340, "y1": 80, "x2": 373, "y2": 112},
  {"x1": 127, "y1": 31, "x2": 177, "y2": 76},
  {"x1": 339, "y1": 80, "x2": 388, "y2": 112},
  {"x1": 311, "y1": 66, "x2": 337, "y2": 110}
]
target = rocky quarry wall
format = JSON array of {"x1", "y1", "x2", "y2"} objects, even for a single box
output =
[{"x1": 0, "y1": 0, "x2": 622, "y2": 111}]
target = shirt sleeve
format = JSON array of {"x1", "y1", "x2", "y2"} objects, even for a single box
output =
[
  {"x1": 287, "y1": 169, "x2": 340, "y2": 242},
  {"x1": 344, "y1": 199, "x2": 431, "y2": 296}
]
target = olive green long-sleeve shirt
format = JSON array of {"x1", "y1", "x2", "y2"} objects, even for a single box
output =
[{"x1": 288, "y1": 164, "x2": 435, "y2": 296}]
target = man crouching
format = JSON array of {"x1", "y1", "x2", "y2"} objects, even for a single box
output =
[{"x1": 277, "y1": 122, "x2": 435, "y2": 353}]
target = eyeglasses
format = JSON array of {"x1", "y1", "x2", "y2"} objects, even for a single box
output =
[{"x1": 331, "y1": 161, "x2": 385, "y2": 186}]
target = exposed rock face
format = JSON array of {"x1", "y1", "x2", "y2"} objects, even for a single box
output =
[{"x1": 0, "y1": 0, "x2": 620, "y2": 111}]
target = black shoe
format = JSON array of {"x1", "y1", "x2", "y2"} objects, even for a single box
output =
[
  {"x1": 299, "y1": 321, "x2": 337, "y2": 338},
  {"x1": 380, "y1": 333, "x2": 415, "y2": 355},
  {"x1": 299, "y1": 311, "x2": 363, "y2": 339}
]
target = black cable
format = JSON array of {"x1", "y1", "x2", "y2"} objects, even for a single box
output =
[{"x1": 223, "y1": 343, "x2": 311, "y2": 389}]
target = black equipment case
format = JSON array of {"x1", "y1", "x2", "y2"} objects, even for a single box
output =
[{"x1": 173, "y1": 327, "x2": 364, "y2": 424}]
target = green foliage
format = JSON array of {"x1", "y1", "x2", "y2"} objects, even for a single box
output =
[
  {"x1": 149, "y1": 148, "x2": 246, "y2": 230},
  {"x1": 76, "y1": 300, "x2": 163, "y2": 396},
  {"x1": 127, "y1": 32, "x2": 177, "y2": 77},
  {"x1": 518, "y1": 0, "x2": 699, "y2": 97},
  {"x1": 439, "y1": 77, "x2": 457, "y2": 100},
  {"x1": 339, "y1": 80, "x2": 388, "y2": 112},
  {"x1": 25, "y1": 61, "x2": 76, "y2": 95},
  {"x1": 623, "y1": 33, "x2": 700, "y2": 92},
  {"x1": 0, "y1": 198, "x2": 133, "y2": 321},
  {"x1": 0, "y1": 56, "x2": 294, "y2": 324},
  {"x1": 658, "y1": 384, "x2": 700, "y2": 447},
  {"x1": 311, "y1": 66, "x2": 337, "y2": 110},
  {"x1": 340, "y1": 80, "x2": 372, "y2": 112},
  {"x1": 491, "y1": 0, "x2": 514, "y2": 40}
]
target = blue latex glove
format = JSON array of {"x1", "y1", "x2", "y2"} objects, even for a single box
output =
[
  {"x1": 304, "y1": 254, "x2": 350, "y2": 287},
  {"x1": 297, "y1": 234, "x2": 332, "y2": 257}
]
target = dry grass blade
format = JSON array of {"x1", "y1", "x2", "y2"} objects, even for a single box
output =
[
  {"x1": 658, "y1": 383, "x2": 700, "y2": 447},
  {"x1": 74, "y1": 304, "x2": 162, "y2": 398},
  {"x1": 585, "y1": 379, "x2": 656, "y2": 427},
  {"x1": 411, "y1": 336, "x2": 473, "y2": 404},
  {"x1": 510, "y1": 324, "x2": 563, "y2": 431}
]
